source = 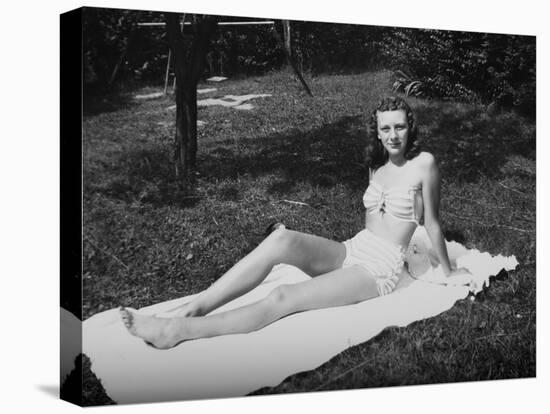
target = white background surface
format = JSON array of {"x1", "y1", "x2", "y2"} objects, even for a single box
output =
[{"x1": 0, "y1": 0, "x2": 546, "y2": 412}]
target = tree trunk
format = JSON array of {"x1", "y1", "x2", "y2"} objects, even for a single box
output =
[
  {"x1": 174, "y1": 81, "x2": 198, "y2": 185},
  {"x1": 165, "y1": 13, "x2": 217, "y2": 190},
  {"x1": 273, "y1": 21, "x2": 313, "y2": 97},
  {"x1": 283, "y1": 20, "x2": 291, "y2": 58}
]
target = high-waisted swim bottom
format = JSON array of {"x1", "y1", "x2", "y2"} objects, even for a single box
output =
[{"x1": 342, "y1": 228, "x2": 405, "y2": 296}]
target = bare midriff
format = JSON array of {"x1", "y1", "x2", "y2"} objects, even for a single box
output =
[{"x1": 365, "y1": 213, "x2": 417, "y2": 248}]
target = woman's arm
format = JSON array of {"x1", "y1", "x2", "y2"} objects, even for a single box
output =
[{"x1": 419, "y1": 152, "x2": 453, "y2": 276}]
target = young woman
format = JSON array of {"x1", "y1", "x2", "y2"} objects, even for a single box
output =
[{"x1": 120, "y1": 96, "x2": 472, "y2": 349}]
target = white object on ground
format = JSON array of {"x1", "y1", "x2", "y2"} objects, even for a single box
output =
[
  {"x1": 206, "y1": 76, "x2": 228, "y2": 82},
  {"x1": 197, "y1": 88, "x2": 217, "y2": 94},
  {"x1": 156, "y1": 120, "x2": 206, "y2": 127},
  {"x1": 198, "y1": 94, "x2": 271, "y2": 109},
  {"x1": 82, "y1": 226, "x2": 518, "y2": 404},
  {"x1": 167, "y1": 94, "x2": 271, "y2": 112},
  {"x1": 134, "y1": 92, "x2": 164, "y2": 100},
  {"x1": 136, "y1": 88, "x2": 216, "y2": 100},
  {"x1": 234, "y1": 103, "x2": 254, "y2": 110}
]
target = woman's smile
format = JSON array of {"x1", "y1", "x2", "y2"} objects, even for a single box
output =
[{"x1": 376, "y1": 109, "x2": 409, "y2": 159}]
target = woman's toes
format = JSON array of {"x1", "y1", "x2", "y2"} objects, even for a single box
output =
[{"x1": 119, "y1": 307, "x2": 133, "y2": 328}]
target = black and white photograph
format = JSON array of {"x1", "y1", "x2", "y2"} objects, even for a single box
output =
[
  {"x1": 3, "y1": 0, "x2": 545, "y2": 413},
  {"x1": 58, "y1": 4, "x2": 537, "y2": 406}
]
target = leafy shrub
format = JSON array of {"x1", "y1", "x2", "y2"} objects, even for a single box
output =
[
  {"x1": 377, "y1": 29, "x2": 535, "y2": 116},
  {"x1": 391, "y1": 70, "x2": 426, "y2": 98}
]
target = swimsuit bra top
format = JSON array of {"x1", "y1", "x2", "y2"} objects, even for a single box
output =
[{"x1": 363, "y1": 180, "x2": 423, "y2": 224}]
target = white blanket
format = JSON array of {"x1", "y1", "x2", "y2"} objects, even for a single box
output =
[{"x1": 82, "y1": 227, "x2": 518, "y2": 404}]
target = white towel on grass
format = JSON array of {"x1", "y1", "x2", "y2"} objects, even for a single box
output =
[{"x1": 82, "y1": 227, "x2": 518, "y2": 404}]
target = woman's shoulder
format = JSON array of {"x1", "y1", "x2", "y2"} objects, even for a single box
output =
[
  {"x1": 409, "y1": 152, "x2": 438, "y2": 183},
  {"x1": 412, "y1": 151, "x2": 436, "y2": 168}
]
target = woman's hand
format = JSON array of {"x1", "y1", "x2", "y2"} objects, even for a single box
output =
[
  {"x1": 446, "y1": 267, "x2": 477, "y2": 289},
  {"x1": 410, "y1": 265, "x2": 479, "y2": 291}
]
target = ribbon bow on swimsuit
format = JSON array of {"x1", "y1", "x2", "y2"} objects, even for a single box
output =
[{"x1": 376, "y1": 190, "x2": 386, "y2": 213}]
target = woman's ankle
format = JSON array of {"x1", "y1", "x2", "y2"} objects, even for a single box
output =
[
  {"x1": 175, "y1": 301, "x2": 205, "y2": 317},
  {"x1": 187, "y1": 302, "x2": 207, "y2": 317}
]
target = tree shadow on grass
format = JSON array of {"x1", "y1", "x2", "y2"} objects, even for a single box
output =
[
  {"x1": 85, "y1": 115, "x2": 370, "y2": 208},
  {"x1": 442, "y1": 228, "x2": 467, "y2": 245},
  {"x1": 415, "y1": 104, "x2": 535, "y2": 182},
  {"x1": 200, "y1": 105, "x2": 535, "y2": 191},
  {"x1": 198, "y1": 115, "x2": 370, "y2": 193},
  {"x1": 84, "y1": 105, "x2": 535, "y2": 209},
  {"x1": 84, "y1": 90, "x2": 139, "y2": 117},
  {"x1": 85, "y1": 146, "x2": 200, "y2": 208}
]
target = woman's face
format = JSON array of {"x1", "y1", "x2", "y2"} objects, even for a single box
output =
[{"x1": 376, "y1": 109, "x2": 409, "y2": 159}]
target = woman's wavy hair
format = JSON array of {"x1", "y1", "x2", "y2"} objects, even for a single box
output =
[{"x1": 364, "y1": 96, "x2": 421, "y2": 170}]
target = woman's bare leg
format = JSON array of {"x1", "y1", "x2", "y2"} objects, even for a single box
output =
[
  {"x1": 174, "y1": 228, "x2": 346, "y2": 317},
  {"x1": 120, "y1": 265, "x2": 379, "y2": 349}
]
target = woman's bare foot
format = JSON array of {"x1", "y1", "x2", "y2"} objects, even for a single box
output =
[{"x1": 119, "y1": 307, "x2": 185, "y2": 349}]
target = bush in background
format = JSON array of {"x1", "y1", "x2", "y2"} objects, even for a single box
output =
[
  {"x1": 379, "y1": 29, "x2": 535, "y2": 117},
  {"x1": 82, "y1": 8, "x2": 535, "y2": 117}
]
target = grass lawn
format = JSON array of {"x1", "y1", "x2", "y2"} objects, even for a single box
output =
[{"x1": 76, "y1": 69, "x2": 535, "y2": 404}]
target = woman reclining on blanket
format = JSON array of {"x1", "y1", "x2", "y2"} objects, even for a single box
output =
[{"x1": 120, "y1": 96, "x2": 472, "y2": 349}]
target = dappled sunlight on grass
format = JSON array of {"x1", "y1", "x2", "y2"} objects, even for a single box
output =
[{"x1": 416, "y1": 100, "x2": 535, "y2": 181}]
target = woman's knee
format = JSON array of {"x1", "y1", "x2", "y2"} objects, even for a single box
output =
[
  {"x1": 265, "y1": 284, "x2": 292, "y2": 306},
  {"x1": 265, "y1": 228, "x2": 298, "y2": 253}
]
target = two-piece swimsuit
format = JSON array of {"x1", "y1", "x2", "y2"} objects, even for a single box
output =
[{"x1": 342, "y1": 171, "x2": 423, "y2": 296}]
